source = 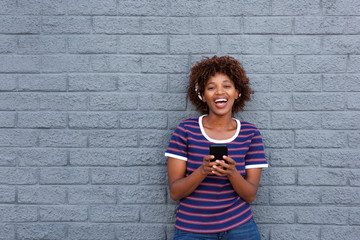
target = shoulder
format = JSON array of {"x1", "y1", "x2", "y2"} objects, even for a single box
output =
[
  {"x1": 177, "y1": 117, "x2": 200, "y2": 128},
  {"x1": 239, "y1": 121, "x2": 262, "y2": 135}
]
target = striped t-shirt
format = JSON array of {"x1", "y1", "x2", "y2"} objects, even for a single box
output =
[{"x1": 165, "y1": 115, "x2": 268, "y2": 233}]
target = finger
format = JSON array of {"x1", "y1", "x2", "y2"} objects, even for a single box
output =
[
  {"x1": 223, "y1": 155, "x2": 235, "y2": 165},
  {"x1": 204, "y1": 155, "x2": 214, "y2": 162}
]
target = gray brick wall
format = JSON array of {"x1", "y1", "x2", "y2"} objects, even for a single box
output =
[{"x1": 0, "y1": 0, "x2": 359, "y2": 239}]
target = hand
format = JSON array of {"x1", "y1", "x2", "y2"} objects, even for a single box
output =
[
  {"x1": 200, "y1": 155, "x2": 216, "y2": 175},
  {"x1": 211, "y1": 155, "x2": 237, "y2": 177}
]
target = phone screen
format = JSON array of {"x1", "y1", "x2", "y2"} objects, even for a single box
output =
[{"x1": 209, "y1": 144, "x2": 228, "y2": 162}]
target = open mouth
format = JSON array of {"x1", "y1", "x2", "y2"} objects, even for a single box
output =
[{"x1": 214, "y1": 98, "x2": 228, "y2": 107}]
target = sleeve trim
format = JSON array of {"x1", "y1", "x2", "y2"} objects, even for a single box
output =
[
  {"x1": 245, "y1": 164, "x2": 268, "y2": 169},
  {"x1": 165, "y1": 153, "x2": 187, "y2": 161}
]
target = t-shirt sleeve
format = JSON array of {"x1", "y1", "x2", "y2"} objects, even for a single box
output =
[
  {"x1": 165, "y1": 122, "x2": 188, "y2": 161},
  {"x1": 245, "y1": 128, "x2": 268, "y2": 169}
]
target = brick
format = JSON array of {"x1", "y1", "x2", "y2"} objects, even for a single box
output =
[
  {"x1": 251, "y1": 206, "x2": 295, "y2": 224},
  {"x1": 41, "y1": 55, "x2": 91, "y2": 73},
  {"x1": 42, "y1": 16, "x2": 92, "y2": 34},
  {"x1": 88, "y1": 130, "x2": 138, "y2": 148},
  {"x1": 168, "y1": 112, "x2": 200, "y2": 130},
  {"x1": 69, "y1": 74, "x2": 117, "y2": 91},
  {"x1": 120, "y1": 112, "x2": 167, "y2": 129},
  {"x1": 40, "y1": 206, "x2": 88, "y2": 222},
  {"x1": 323, "y1": 36, "x2": 360, "y2": 54},
  {"x1": 191, "y1": 17, "x2": 241, "y2": 34},
  {"x1": 17, "y1": 0, "x2": 67, "y2": 15},
  {"x1": 168, "y1": 73, "x2": 188, "y2": 92},
  {"x1": 270, "y1": 225, "x2": 320, "y2": 240},
  {"x1": 142, "y1": 17, "x2": 190, "y2": 34},
  {"x1": 142, "y1": 55, "x2": 189, "y2": 73},
  {"x1": 69, "y1": 112, "x2": 119, "y2": 129},
  {"x1": 0, "y1": 148, "x2": 16, "y2": 166},
  {"x1": 0, "y1": 0, "x2": 16, "y2": 14},
  {"x1": 272, "y1": 112, "x2": 322, "y2": 129},
  {"x1": 0, "y1": 16, "x2": 40, "y2": 34},
  {"x1": 260, "y1": 167, "x2": 296, "y2": 185},
  {"x1": 272, "y1": 0, "x2": 321, "y2": 15},
  {"x1": 0, "y1": 186, "x2": 15, "y2": 203},
  {"x1": 39, "y1": 130, "x2": 87, "y2": 148},
  {"x1": 17, "y1": 224, "x2": 67, "y2": 240},
  {"x1": 0, "y1": 56, "x2": 40, "y2": 73},
  {"x1": 0, "y1": 112, "x2": 15, "y2": 127},
  {"x1": 323, "y1": 74, "x2": 360, "y2": 92},
  {"x1": 68, "y1": 186, "x2": 116, "y2": 204},
  {"x1": 18, "y1": 74, "x2": 67, "y2": 91},
  {"x1": 294, "y1": 93, "x2": 345, "y2": 110},
  {"x1": 118, "y1": 35, "x2": 167, "y2": 54},
  {"x1": 89, "y1": 93, "x2": 137, "y2": 110},
  {"x1": 270, "y1": 186, "x2": 321, "y2": 204},
  {"x1": 0, "y1": 35, "x2": 17, "y2": 53},
  {"x1": 140, "y1": 166, "x2": 168, "y2": 185},
  {"x1": 92, "y1": 55, "x2": 141, "y2": 73},
  {"x1": 169, "y1": 0, "x2": 218, "y2": 16},
  {"x1": 321, "y1": 187, "x2": 360, "y2": 204},
  {"x1": 18, "y1": 36, "x2": 66, "y2": 54},
  {"x1": 242, "y1": 56, "x2": 293, "y2": 74},
  {"x1": 68, "y1": 0, "x2": 117, "y2": 15},
  {"x1": 18, "y1": 148, "x2": 68, "y2": 167},
  {"x1": 118, "y1": 186, "x2": 167, "y2": 204},
  {"x1": 40, "y1": 93, "x2": 87, "y2": 111},
  {"x1": 321, "y1": 150, "x2": 360, "y2": 168},
  {"x1": 349, "y1": 208, "x2": 360, "y2": 224},
  {"x1": 322, "y1": 112, "x2": 360, "y2": 129},
  {"x1": 252, "y1": 186, "x2": 270, "y2": 205},
  {"x1": 348, "y1": 55, "x2": 360, "y2": 73},
  {"x1": 294, "y1": 17, "x2": 360, "y2": 34},
  {"x1": 347, "y1": 93, "x2": 360, "y2": 110},
  {"x1": 234, "y1": 112, "x2": 270, "y2": 129},
  {"x1": 0, "y1": 75, "x2": 17, "y2": 91},
  {"x1": 93, "y1": 17, "x2": 140, "y2": 34},
  {"x1": 70, "y1": 148, "x2": 164, "y2": 166},
  {"x1": 170, "y1": 35, "x2": 217, "y2": 54},
  {"x1": 349, "y1": 170, "x2": 360, "y2": 186},
  {"x1": 18, "y1": 186, "x2": 66, "y2": 204},
  {"x1": 220, "y1": 35, "x2": 270, "y2": 55},
  {"x1": 0, "y1": 224, "x2": 15, "y2": 240},
  {"x1": 68, "y1": 224, "x2": 115, "y2": 240},
  {"x1": 68, "y1": 35, "x2": 117, "y2": 54},
  {"x1": 141, "y1": 205, "x2": 177, "y2": 223},
  {"x1": 269, "y1": 93, "x2": 293, "y2": 110},
  {"x1": 139, "y1": 93, "x2": 187, "y2": 110},
  {"x1": 0, "y1": 93, "x2": 39, "y2": 110},
  {"x1": 118, "y1": 0, "x2": 168, "y2": 16},
  {"x1": 118, "y1": 74, "x2": 167, "y2": 92},
  {"x1": 115, "y1": 224, "x2": 166, "y2": 240},
  {"x1": 40, "y1": 167, "x2": 89, "y2": 184},
  {"x1": 323, "y1": 0, "x2": 360, "y2": 15},
  {"x1": 271, "y1": 149, "x2": 321, "y2": 167},
  {"x1": 18, "y1": 112, "x2": 67, "y2": 128},
  {"x1": 245, "y1": 74, "x2": 271, "y2": 92},
  {"x1": 296, "y1": 55, "x2": 347, "y2": 73},
  {"x1": 0, "y1": 206, "x2": 37, "y2": 222},
  {"x1": 295, "y1": 130, "x2": 347, "y2": 148},
  {"x1": 321, "y1": 226, "x2": 360, "y2": 240},
  {"x1": 0, "y1": 130, "x2": 38, "y2": 147},
  {"x1": 91, "y1": 167, "x2": 139, "y2": 184},
  {"x1": 90, "y1": 205, "x2": 140, "y2": 222},
  {"x1": 217, "y1": 0, "x2": 272, "y2": 16},
  {"x1": 298, "y1": 168, "x2": 347, "y2": 186},
  {"x1": 260, "y1": 130, "x2": 293, "y2": 148},
  {"x1": 244, "y1": 17, "x2": 292, "y2": 34},
  {"x1": 272, "y1": 36, "x2": 321, "y2": 54},
  {"x1": 271, "y1": 74, "x2": 321, "y2": 92}
]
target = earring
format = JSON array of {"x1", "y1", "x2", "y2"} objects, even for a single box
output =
[{"x1": 195, "y1": 83, "x2": 202, "y2": 101}]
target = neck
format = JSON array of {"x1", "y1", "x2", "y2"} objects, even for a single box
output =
[{"x1": 204, "y1": 112, "x2": 234, "y2": 129}]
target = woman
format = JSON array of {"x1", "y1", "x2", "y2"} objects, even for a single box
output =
[{"x1": 165, "y1": 56, "x2": 268, "y2": 240}]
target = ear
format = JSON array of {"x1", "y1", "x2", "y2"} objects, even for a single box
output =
[{"x1": 235, "y1": 89, "x2": 241, "y2": 99}]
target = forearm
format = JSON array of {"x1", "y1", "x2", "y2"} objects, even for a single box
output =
[
  {"x1": 228, "y1": 171, "x2": 258, "y2": 203},
  {"x1": 169, "y1": 166, "x2": 208, "y2": 201}
]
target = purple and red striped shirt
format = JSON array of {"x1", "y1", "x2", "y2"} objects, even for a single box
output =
[{"x1": 165, "y1": 115, "x2": 268, "y2": 233}]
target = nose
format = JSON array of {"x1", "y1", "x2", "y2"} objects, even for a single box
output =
[{"x1": 215, "y1": 86, "x2": 225, "y2": 94}]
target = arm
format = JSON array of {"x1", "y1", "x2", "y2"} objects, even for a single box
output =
[
  {"x1": 211, "y1": 156, "x2": 262, "y2": 203},
  {"x1": 167, "y1": 155, "x2": 214, "y2": 201}
]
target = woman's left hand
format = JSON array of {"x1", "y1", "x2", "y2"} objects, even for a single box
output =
[{"x1": 211, "y1": 155, "x2": 237, "y2": 177}]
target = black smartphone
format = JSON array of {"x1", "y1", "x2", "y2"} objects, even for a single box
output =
[{"x1": 209, "y1": 144, "x2": 228, "y2": 162}]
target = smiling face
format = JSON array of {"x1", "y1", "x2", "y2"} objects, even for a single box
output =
[{"x1": 202, "y1": 72, "x2": 239, "y2": 117}]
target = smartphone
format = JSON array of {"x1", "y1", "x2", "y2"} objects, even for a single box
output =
[{"x1": 209, "y1": 144, "x2": 228, "y2": 162}]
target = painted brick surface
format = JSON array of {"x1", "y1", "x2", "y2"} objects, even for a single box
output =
[{"x1": 0, "y1": 1, "x2": 359, "y2": 239}]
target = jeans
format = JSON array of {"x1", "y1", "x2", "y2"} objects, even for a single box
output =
[{"x1": 173, "y1": 219, "x2": 261, "y2": 240}]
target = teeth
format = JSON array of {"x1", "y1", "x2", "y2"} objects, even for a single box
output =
[{"x1": 215, "y1": 99, "x2": 227, "y2": 103}]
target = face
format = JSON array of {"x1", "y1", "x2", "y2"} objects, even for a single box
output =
[{"x1": 202, "y1": 73, "x2": 239, "y2": 117}]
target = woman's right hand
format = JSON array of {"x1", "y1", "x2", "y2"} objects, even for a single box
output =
[{"x1": 201, "y1": 155, "x2": 215, "y2": 175}]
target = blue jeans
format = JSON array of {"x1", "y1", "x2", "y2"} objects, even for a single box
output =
[{"x1": 173, "y1": 219, "x2": 261, "y2": 240}]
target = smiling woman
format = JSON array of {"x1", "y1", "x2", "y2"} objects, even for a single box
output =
[{"x1": 165, "y1": 56, "x2": 268, "y2": 240}]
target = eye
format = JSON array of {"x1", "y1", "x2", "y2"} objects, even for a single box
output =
[
  {"x1": 207, "y1": 86, "x2": 215, "y2": 90},
  {"x1": 224, "y1": 85, "x2": 231, "y2": 88}
]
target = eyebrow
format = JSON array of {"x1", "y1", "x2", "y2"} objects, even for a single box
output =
[{"x1": 206, "y1": 80, "x2": 232, "y2": 85}]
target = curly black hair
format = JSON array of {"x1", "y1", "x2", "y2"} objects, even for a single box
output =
[{"x1": 188, "y1": 56, "x2": 252, "y2": 114}]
